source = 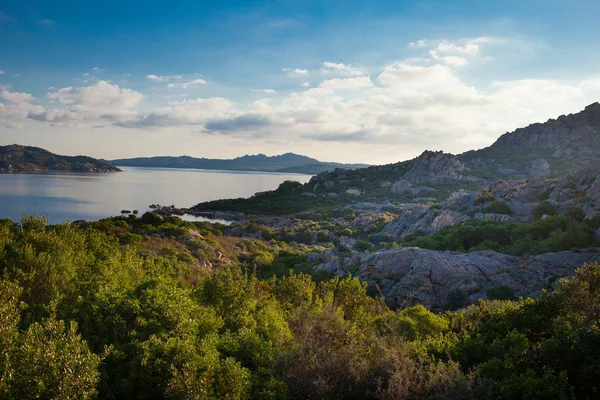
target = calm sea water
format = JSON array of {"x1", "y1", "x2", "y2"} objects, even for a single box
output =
[{"x1": 0, "y1": 167, "x2": 312, "y2": 224}]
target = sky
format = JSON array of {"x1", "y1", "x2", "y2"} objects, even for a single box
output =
[{"x1": 1, "y1": 0, "x2": 600, "y2": 164}]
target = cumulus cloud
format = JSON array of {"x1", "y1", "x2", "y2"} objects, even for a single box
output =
[
  {"x1": 322, "y1": 62, "x2": 365, "y2": 77},
  {"x1": 318, "y1": 76, "x2": 374, "y2": 90},
  {"x1": 117, "y1": 97, "x2": 234, "y2": 129},
  {"x1": 5, "y1": 35, "x2": 600, "y2": 162},
  {"x1": 47, "y1": 80, "x2": 143, "y2": 112},
  {"x1": 0, "y1": 90, "x2": 35, "y2": 103},
  {"x1": 428, "y1": 50, "x2": 468, "y2": 67}
]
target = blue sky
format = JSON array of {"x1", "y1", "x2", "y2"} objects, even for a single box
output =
[{"x1": 1, "y1": 0, "x2": 600, "y2": 163}]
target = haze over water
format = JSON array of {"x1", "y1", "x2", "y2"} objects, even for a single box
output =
[{"x1": 0, "y1": 167, "x2": 311, "y2": 224}]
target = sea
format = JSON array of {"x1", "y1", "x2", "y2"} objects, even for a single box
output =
[{"x1": 0, "y1": 167, "x2": 312, "y2": 224}]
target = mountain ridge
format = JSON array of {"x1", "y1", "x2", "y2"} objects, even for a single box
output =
[{"x1": 106, "y1": 152, "x2": 369, "y2": 174}]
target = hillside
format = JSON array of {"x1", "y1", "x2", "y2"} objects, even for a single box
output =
[
  {"x1": 192, "y1": 102, "x2": 600, "y2": 216},
  {"x1": 107, "y1": 152, "x2": 369, "y2": 174},
  {"x1": 0, "y1": 145, "x2": 121, "y2": 173}
]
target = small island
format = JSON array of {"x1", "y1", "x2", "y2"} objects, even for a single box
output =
[{"x1": 0, "y1": 144, "x2": 121, "y2": 173}]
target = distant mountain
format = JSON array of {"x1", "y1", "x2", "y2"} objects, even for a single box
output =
[
  {"x1": 106, "y1": 152, "x2": 369, "y2": 174},
  {"x1": 0, "y1": 145, "x2": 121, "y2": 173}
]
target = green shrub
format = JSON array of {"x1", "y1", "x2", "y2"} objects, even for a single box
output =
[
  {"x1": 486, "y1": 285, "x2": 515, "y2": 301},
  {"x1": 483, "y1": 201, "x2": 512, "y2": 215},
  {"x1": 474, "y1": 189, "x2": 495, "y2": 205},
  {"x1": 532, "y1": 201, "x2": 556, "y2": 221},
  {"x1": 141, "y1": 211, "x2": 163, "y2": 226}
]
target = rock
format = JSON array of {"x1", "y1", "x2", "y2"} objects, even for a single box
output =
[
  {"x1": 338, "y1": 236, "x2": 356, "y2": 252},
  {"x1": 431, "y1": 210, "x2": 470, "y2": 230},
  {"x1": 528, "y1": 159, "x2": 551, "y2": 177},
  {"x1": 313, "y1": 247, "x2": 600, "y2": 311},
  {"x1": 391, "y1": 179, "x2": 412, "y2": 194},
  {"x1": 474, "y1": 212, "x2": 514, "y2": 222},
  {"x1": 346, "y1": 188, "x2": 361, "y2": 195},
  {"x1": 402, "y1": 151, "x2": 481, "y2": 183},
  {"x1": 491, "y1": 102, "x2": 600, "y2": 166}
]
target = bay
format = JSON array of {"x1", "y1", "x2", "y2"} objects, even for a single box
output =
[{"x1": 0, "y1": 167, "x2": 312, "y2": 224}]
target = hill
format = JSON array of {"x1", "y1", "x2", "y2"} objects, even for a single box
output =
[
  {"x1": 106, "y1": 152, "x2": 369, "y2": 174},
  {"x1": 191, "y1": 102, "x2": 600, "y2": 223},
  {"x1": 0, "y1": 145, "x2": 121, "y2": 173}
]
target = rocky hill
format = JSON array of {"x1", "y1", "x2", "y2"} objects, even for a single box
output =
[
  {"x1": 107, "y1": 152, "x2": 369, "y2": 174},
  {"x1": 190, "y1": 103, "x2": 600, "y2": 311},
  {"x1": 0, "y1": 145, "x2": 121, "y2": 173},
  {"x1": 312, "y1": 247, "x2": 600, "y2": 311}
]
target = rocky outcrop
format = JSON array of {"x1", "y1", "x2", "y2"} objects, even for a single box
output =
[
  {"x1": 313, "y1": 247, "x2": 600, "y2": 311},
  {"x1": 491, "y1": 102, "x2": 600, "y2": 165},
  {"x1": 402, "y1": 151, "x2": 481, "y2": 183}
]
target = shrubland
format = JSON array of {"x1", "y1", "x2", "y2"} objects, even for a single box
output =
[{"x1": 0, "y1": 214, "x2": 599, "y2": 398}]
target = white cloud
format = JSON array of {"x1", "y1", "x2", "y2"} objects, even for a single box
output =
[
  {"x1": 283, "y1": 68, "x2": 309, "y2": 77},
  {"x1": 47, "y1": 80, "x2": 143, "y2": 110},
  {"x1": 167, "y1": 79, "x2": 206, "y2": 89},
  {"x1": 322, "y1": 61, "x2": 365, "y2": 77},
  {"x1": 117, "y1": 97, "x2": 234, "y2": 129},
  {"x1": 428, "y1": 50, "x2": 469, "y2": 67},
  {"x1": 0, "y1": 70, "x2": 5, "y2": 75},
  {"x1": 5, "y1": 35, "x2": 600, "y2": 163},
  {"x1": 319, "y1": 76, "x2": 374, "y2": 90},
  {"x1": 436, "y1": 40, "x2": 481, "y2": 55},
  {"x1": 253, "y1": 89, "x2": 276, "y2": 94},
  {"x1": 408, "y1": 39, "x2": 428, "y2": 48},
  {"x1": 146, "y1": 74, "x2": 182, "y2": 82},
  {"x1": 0, "y1": 90, "x2": 35, "y2": 103}
]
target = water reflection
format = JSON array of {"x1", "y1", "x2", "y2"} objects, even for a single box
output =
[{"x1": 0, "y1": 167, "x2": 311, "y2": 224}]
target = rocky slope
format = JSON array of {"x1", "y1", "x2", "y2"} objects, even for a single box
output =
[
  {"x1": 382, "y1": 168, "x2": 600, "y2": 239},
  {"x1": 0, "y1": 145, "x2": 121, "y2": 173},
  {"x1": 311, "y1": 246, "x2": 600, "y2": 311}
]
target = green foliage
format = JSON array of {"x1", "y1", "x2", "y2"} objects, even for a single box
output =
[
  {"x1": 532, "y1": 201, "x2": 557, "y2": 221},
  {"x1": 486, "y1": 285, "x2": 515, "y2": 301},
  {"x1": 140, "y1": 211, "x2": 163, "y2": 226},
  {"x1": 405, "y1": 216, "x2": 596, "y2": 256},
  {"x1": 474, "y1": 189, "x2": 495, "y2": 205},
  {"x1": 483, "y1": 201, "x2": 512, "y2": 215},
  {"x1": 2, "y1": 215, "x2": 600, "y2": 399}
]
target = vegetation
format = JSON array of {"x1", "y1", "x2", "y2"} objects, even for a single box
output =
[
  {"x1": 0, "y1": 144, "x2": 121, "y2": 172},
  {"x1": 404, "y1": 215, "x2": 597, "y2": 255},
  {"x1": 0, "y1": 214, "x2": 599, "y2": 398}
]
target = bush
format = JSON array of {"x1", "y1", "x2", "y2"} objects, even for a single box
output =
[
  {"x1": 532, "y1": 201, "x2": 556, "y2": 221},
  {"x1": 486, "y1": 285, "x2": 515, "y2": 301},
  {"x1": 483, "y1": 201, "x2": 512, "y2": 215},
  {"x1": 474, "y1": 190, "x2": 495, "y2": 205},
  {"x1": 141, "y1": 211, "x2": 163, "y2": 226}
]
